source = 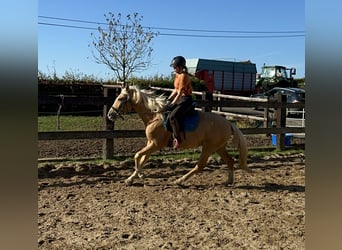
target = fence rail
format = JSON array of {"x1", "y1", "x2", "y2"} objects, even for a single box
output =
[
  {"x1": 38, "y1": 85, "x2": 305, "y2": 159},
  {"x1": 38, "y1": 127, "x2": 305, "y2": 140}
]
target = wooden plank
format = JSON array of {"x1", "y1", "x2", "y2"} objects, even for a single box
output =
[
  {"x1": 103, "y1": 88, "x2": 114, "y2": 159},
  {"x1": 38, "y1": 130, "x2": 146, "y2": 140},
  {"x1": 210, "y1": 110, "x2": 265, "y2": 121},
  {"x1": 275, "y1": 94, "x2": 287, "y2": 150},
  {"x1": 38, "y1": 127, "x2": 304, "y2": 141},
  {"x1": 193, "y1": 99, "x2": 304, "y2": 109},
  {"x1": 102, "y1": 84, "x2": 122, "y2": 89},
  {"x1": 39, "y1": 94, "x2": 304, "y2": 109},
  {"x1": 240, "y1": 127, "x2": 304, "y2": 134},
  {"x1": 150, "y1": 86, "x2": 304, "y2": 109}
]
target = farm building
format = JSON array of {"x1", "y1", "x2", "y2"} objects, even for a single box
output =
[{"x1": 186, "y1": 58, "x2": 257, "y2": 96}]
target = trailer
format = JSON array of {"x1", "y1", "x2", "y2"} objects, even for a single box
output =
[{"x1": 186, "y1": 58, "x2": 257, "y2": 96}]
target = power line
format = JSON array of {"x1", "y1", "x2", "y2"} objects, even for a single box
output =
[
  {"x1": 157, "y1": 33, "x2": 304, "y2": 38},
  {"x1": 39, "y1": 15, "x2": 304, "y2": 34},
  {"x1": 39, "y1": 22, "x2": 98, "y2": 31},
  {"x1": 39, "y1": 22, "x2": 305, "y2": 38},
  {"x1": 38, "y1": 15, "x2": 305, "y2": 38}
]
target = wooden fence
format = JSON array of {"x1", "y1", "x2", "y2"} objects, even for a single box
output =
[{"x1": 38, "y1": 85, "x2": 305, "y2": 159}]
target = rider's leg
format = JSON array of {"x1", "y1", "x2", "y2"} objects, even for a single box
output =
[
  {"x1": 169, "y1": 106, "x2": 183, "y2": 147},
  {"x1": 170, "y1": 118, "x2": 183, "y2": 148}
]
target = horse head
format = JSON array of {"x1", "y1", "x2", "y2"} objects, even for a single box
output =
[{"x1": 107, "y1": 85, "x2": 134, "y2": 121}]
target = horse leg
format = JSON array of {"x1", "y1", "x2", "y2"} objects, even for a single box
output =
[
  {"x1": 125, "y1": 141, "x2": 158, "y2": 185},
  {"x1": 216, "y1": 147, "x2": 235, "y2": 186},
  {"x1": 174, "y1": 146, "x2": 213, "y2": 185}
]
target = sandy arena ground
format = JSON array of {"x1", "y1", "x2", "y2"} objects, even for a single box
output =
[{"x1": 38, "y1": 136, "x2": 305, "y2": 249}]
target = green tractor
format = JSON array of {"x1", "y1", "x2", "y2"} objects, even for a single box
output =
[{"x1": 255, "y1": 65, "x2": 298, "y2": 93}]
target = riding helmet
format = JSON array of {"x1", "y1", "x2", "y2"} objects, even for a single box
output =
[{"x1": 170, "y1": 56, "x2": 186, "y2": 68}]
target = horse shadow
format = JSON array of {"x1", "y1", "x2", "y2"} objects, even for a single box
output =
[
  {"x1": 38, "y1": 159, "x2": 191, "y2": 189},
  {"x1": 235, "y1": 183, "x2": 305, "y2": 193},
  {"x1": 38, "y1": 161, "x2": 304, "y2": 193}
]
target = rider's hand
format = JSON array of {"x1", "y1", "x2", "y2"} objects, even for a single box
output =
[{"x1": 165, "y1": 101, "x2": 174, "y2": 111}]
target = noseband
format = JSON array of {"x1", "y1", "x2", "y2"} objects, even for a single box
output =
[
  {"x1": 108, "y1": 93, "x2": 131, "y2": 120},
  {"x1": 109, "y1": 106, "x2": 124, "y2": 120}
]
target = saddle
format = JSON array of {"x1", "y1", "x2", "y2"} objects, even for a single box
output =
[{"x1": 163, "y1": 102, "x2": 199, "y2": 133}]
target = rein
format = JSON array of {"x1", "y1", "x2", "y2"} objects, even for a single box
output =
[{"x1": 110, "y1": 98, "x2": 166, "y2": 121}]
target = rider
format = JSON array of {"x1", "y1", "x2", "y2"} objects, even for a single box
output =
[{"x1": 167, "y1": 56, "x2": 193, "y2": 149}]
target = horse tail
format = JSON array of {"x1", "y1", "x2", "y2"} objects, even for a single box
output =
[{"x1": 231, "y1": 123, "x2": 250, "y2": 172}]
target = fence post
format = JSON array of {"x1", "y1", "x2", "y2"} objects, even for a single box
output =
[
  {"x1": 275, "y1": 94, "x2": 287, "y2": 150},
  {"x1": 202, "y1": 91, "x2": 213, "y2": 112},
  {"x1": 201, "y1": 92, "x2": 206, "y2": 112},
  {"x1": 56, "y1": 94, "x2": 64, "y2": 130},
  {"x1": 263, "y1": 105, "x2": 270, "y2": 129},
  {"x1": 213, "y1": 91, "x2": 219, "y2": 111},
  {"x1": 102, "y1": 87, "x2": 114, "y2": 159}
]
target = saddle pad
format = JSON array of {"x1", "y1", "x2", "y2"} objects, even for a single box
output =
[
  {"x1": 182, "y1": 110, "x2": 199, "y2": 131},
  {"x1": 163, "y1": 110, "x2": 199, "y2": 132}
]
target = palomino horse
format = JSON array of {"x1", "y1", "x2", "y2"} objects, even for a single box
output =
[{"x1": 107, "y1": 85, "x2": 251, "y2": 186}]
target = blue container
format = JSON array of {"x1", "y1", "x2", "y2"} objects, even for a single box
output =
[{"x1": 271, "y1": 133, "x2": 293, "y2": 146}]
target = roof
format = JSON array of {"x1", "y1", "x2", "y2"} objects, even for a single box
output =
[
  {"x1": 186, "y1": 58, "x2": 257, "y2": 74},
  {"x1": 262, "y1": 65, "x2": 288, "y2": 69}
]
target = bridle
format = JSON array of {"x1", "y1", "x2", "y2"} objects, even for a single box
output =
[
  {"x1": 108, "y1": 93, "x2": 131, "y2": 120},
  {"x1": 108, "y1": 106, "x2": 125, "y2": 120}
]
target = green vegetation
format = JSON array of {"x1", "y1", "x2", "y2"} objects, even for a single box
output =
[
  {"x1": 38, "y1": 68, "x2": 107, "y2": 85},
  {"x1": 38, "y1": 114, "x2": 145, "y2": 132},
  {"x1": 38, "y1": 115, "x2": 104, "y2": 131},
  {"x1": 38, "y1": 68, "x2": 208, "y2": 91}
]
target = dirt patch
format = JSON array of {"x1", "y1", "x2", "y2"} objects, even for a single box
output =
[
  {"x1": 38, "y1": 135, "x2": 304, "y2": 159},
  {"x1": 38, "y1": 151, "x2": 305, "y2": 249}
]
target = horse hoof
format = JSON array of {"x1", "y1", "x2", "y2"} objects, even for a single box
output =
[
  {"x1": 225, "y1": 181, "x2": 234, "y2": 187},
  {"x1": 125, "y1": 179, "x2": 133, "y2": 185},
  {"x1": 226, "y1": 176, "x2": 234, "y2": 186},
  {"x1": 173, "y1": 179, "x2": 183, "y2": 186}
]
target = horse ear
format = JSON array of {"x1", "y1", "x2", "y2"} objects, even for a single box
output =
[
  {"x1": 119, "y1": 81, "x2": 127, "y2": 89},
  {"x1": 120, "y1": 80, "x2": 129, "y2": 90}
]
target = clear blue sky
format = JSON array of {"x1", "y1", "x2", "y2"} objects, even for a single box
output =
[{"x1": 38, "y1": 0, "x2": 305, "y2": 80}]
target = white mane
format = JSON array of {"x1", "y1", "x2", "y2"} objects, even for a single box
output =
[{"x1": 130, "y1": 85, "x2": 167, "y2": 113}]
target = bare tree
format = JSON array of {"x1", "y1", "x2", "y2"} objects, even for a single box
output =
[{"x1": 90, "y1": 12, "x2": 157, "y2": 84}]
